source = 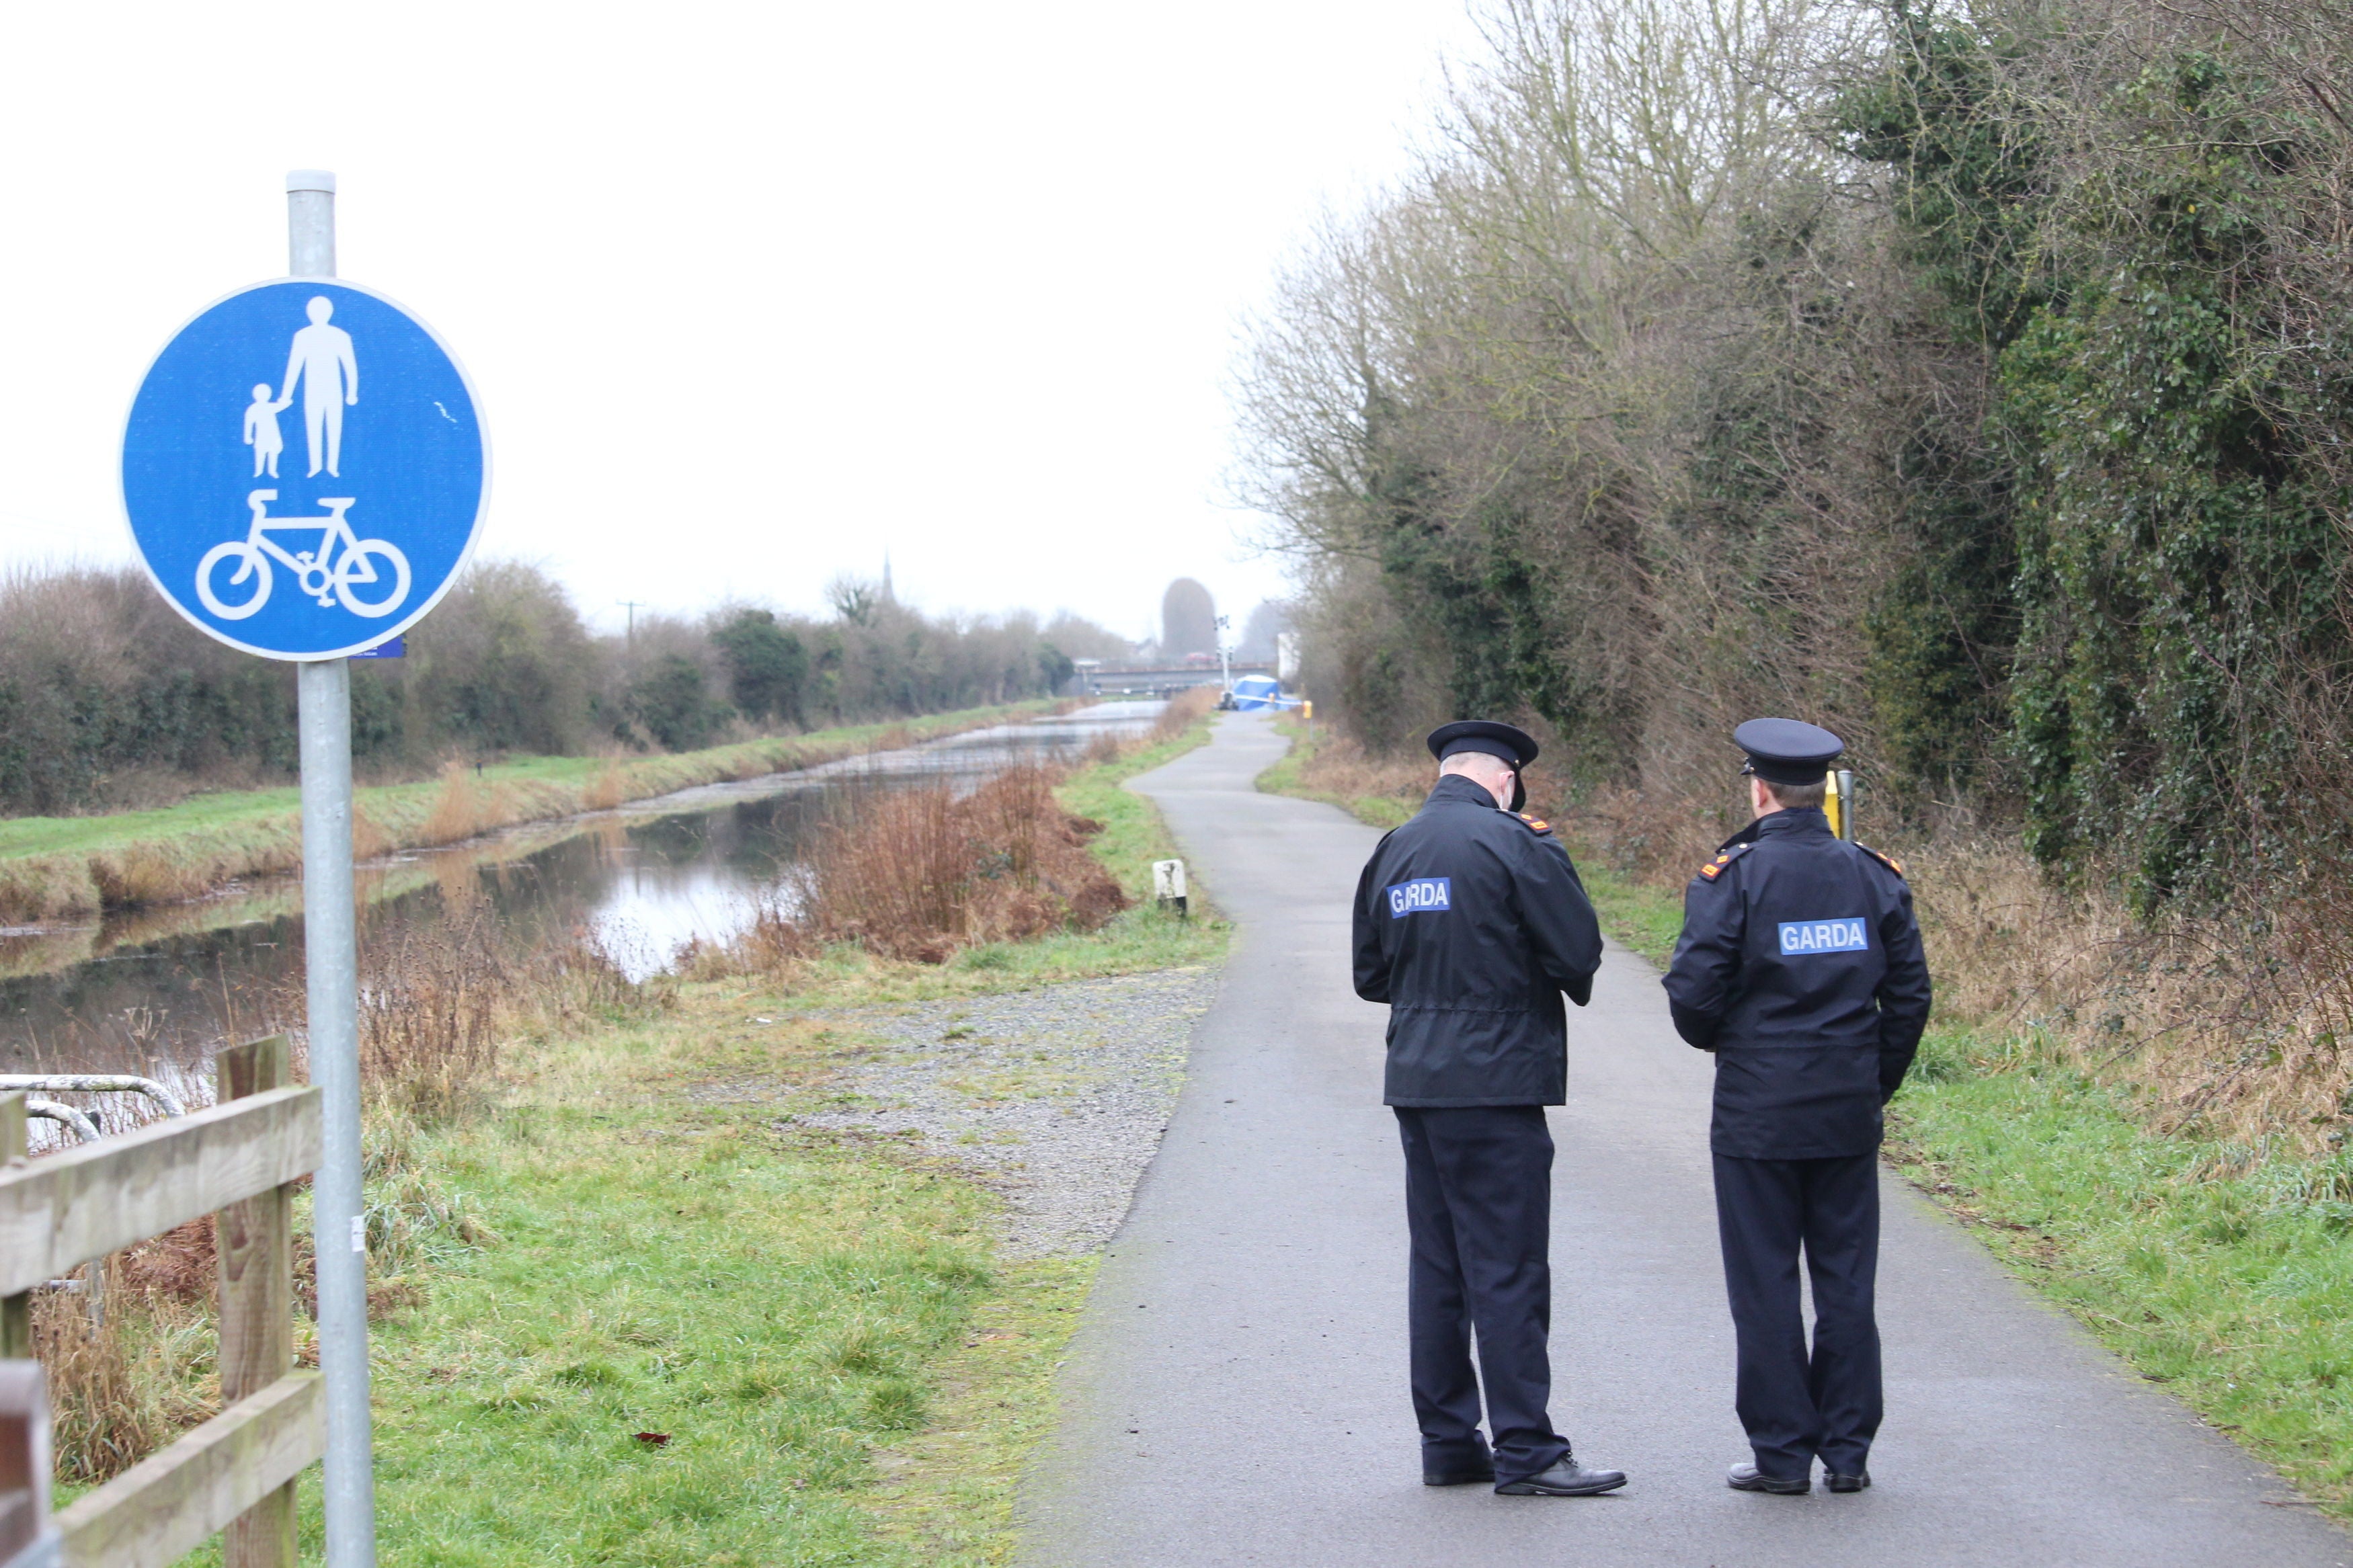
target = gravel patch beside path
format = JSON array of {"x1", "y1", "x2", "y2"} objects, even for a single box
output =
[{"x1": 789, "y1": 967, "x2": 1221, "y2": 1259}]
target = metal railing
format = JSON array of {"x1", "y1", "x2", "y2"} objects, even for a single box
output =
[
  {"x1": 18, "y1": 1105, "x2": 97, "y2": 1148},
  {"x1": 0, "y1": 1078, "x2": 186, "y2": 1121}
]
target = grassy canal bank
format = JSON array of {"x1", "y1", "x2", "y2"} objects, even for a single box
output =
[
  {"x1": 40, "y1": 700, "x2": 1224, "y2": 1566},
  {"x1": 0, "y1": 700, "x2": 1062, "y2": 924},
  {"x1": 1258, "y1": 716, "x2": 2353, "y2": 1520}
]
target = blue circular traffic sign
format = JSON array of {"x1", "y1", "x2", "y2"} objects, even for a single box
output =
[{"x1": 122, "y1": 279, "x2": 487, "y2": 660}]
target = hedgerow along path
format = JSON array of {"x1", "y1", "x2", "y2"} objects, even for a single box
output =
[{"x1": 1014, "y1": 710, "x2": 2352, "y2": 1568}]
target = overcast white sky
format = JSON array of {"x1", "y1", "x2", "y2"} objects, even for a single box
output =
[{"x1": 0, "y1": 1, "x2": 1478, "y2": 642}]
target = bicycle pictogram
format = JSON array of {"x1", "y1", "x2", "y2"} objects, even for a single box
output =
[{"x1": 195, "y1": 489, "x2": 411, "y2": 622}]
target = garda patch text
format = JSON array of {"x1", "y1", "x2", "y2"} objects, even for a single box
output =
[
  {"x1": 1388, "y1": 877, "x2": 1453, "y2": 918},
  {"x1": 1778, "y1": 917, "x2": 1868, "y2": 956}
]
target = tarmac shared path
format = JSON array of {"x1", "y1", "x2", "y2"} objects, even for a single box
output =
[{"x1": 1016, "y1": 710, "x2": 2353, "y2": 1567}]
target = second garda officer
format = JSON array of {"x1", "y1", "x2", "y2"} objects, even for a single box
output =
[
  {"x1": 1351, "y1": 720, "x2": 1625, "y2": 1497},
  {"x1": 1662, "y1": 718, "x2": 1931, "y2": 1497}
]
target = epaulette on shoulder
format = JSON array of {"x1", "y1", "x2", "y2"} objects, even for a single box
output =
[
  {"x1": 1513, "y1": 811, "x2": 1554, "y2": 837},
  {"x1": 1696, "y1": 841, "x2": 1754, "y2": 882},
  {"x1": 1856, "y1": 842, "x2": 1905, "y2": 878}
]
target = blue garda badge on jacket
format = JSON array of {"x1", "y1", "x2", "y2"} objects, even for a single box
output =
[
  {"x1": 1388, "y1": 877, "x2": 1452, "y2": 917},
  {"x1": 1779, "y1": 917, "x2": 1868, "y2": 955}
]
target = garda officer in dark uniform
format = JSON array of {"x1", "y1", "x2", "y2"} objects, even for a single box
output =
[
  {"x1": 1351, "y1": 720, "x2": 1626, "y2": 1497},
  {"x1": 1663, "y1": 718, "x2": 1931, "y2": 1495}
]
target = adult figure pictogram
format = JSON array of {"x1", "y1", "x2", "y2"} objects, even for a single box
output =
[{"x1": 279, "y1": 295, "x2": 358, "y2": 477}]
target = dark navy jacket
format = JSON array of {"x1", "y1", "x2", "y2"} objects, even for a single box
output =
[
  {"x1": 1662, "y1": 807, "x2": 1931, "y2": 1159},
  {"x1": 1352, "y1": 774, "x2": 1604, "y2": 1107}
]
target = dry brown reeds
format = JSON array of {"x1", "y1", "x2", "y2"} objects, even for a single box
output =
[
  {"x1": 417, "y1": 760, "x2": 499, "y2": 848},
  {"x1": 359, "y1": 893, "x2": 515, "y2": 1123},
  {"x1": 356, "y1": 887, "x2": 654, "y2": 1124},
  {"x1": 582, "y1": 757, "x2": 627, "y2": 811},
  {"x1": 750, "y1": 766, "x2": 1129, "y2": 965},
  {"x1": 352, "y1": 805, "x2": 391, "y2": 861},
  {"x1": 1897, "y1": 841, "x2": 2353, "y2": 1149},
  {"x1": 1150, "y1": 686, "x2": 1220, "y2": 743},
  {"x1": 32, "y1": 1253, "x2": 218, "y2": 1484},
  {"x1": 1284, "y1": 733, "x2": 1429, "y2": 806}
]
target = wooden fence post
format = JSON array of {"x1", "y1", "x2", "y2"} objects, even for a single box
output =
[
  {"x1": 0, "y1": 1360, "x2": 56, "y2": 1567},
  {"x1": 215, "y1": 1038, "x2": 295, "y2": 1568},
  {"x1": 0, "y1": 1098, "x2": 28, "y2": 1362}
]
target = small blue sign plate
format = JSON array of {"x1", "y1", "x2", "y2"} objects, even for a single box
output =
[{"x1": 122, "y1": 280, "x2": 487, "y2": 660}]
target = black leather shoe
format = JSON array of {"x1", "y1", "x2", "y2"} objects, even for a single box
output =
[
  {"x1": 1495, "y1": 1456, "x2": 1628, "y2": 1495},
  {"x1": 1825, "y1": 1470, "x2": 1870, "y2": 1493},
  {"x1": 1727, "y1": 1461, "x2": 1809, "y2": 1495}
]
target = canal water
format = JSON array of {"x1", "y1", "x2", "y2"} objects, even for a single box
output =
[{"x1": 0, "y1": 702, "x2": 1163, "y2": 1101}]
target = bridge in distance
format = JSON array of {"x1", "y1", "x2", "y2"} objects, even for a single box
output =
[{"x1": 1077, "y1": 661, "x2": 1275, "y2": 696}]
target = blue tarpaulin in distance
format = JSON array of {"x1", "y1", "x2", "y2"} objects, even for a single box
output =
[{"x1": 1231, "y1": 675, "x2": 1284, "y2": 711}]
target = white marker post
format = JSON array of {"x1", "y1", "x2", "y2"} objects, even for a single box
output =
[
  {"x1": 286, "y1": 169, "x2": 378, "y2": 1567},
  {"x1": 1153, "y1": 858, "x2": 1188, "y2": 919}
]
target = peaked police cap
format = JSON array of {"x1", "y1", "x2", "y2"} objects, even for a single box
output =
[
  {"x1": 1426, "y1": 720, "x2": 1540, "y2": 768},
  {"x1": 1733, "y1": 717, "x2": 1844, "y2": 786}
]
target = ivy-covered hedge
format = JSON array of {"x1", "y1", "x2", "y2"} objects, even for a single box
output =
[
  {"x1": 1845, "y1": 16, "x2": 2353, "y2": 903},
  {"x1": 1242, "y1": 0, "x2": 2353, "y2": 909}
]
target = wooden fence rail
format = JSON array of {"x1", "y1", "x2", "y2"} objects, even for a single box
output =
[{"x1": 0, "y1": 1038, "x2": 323, "y2": 1568}]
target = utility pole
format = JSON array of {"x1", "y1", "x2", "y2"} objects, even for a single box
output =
[
  {"x1": 619, "y1": 600, "x2": 645, "y2": 646},
  {"x1": 1215, "y1": 614, "x2": 1231, "y2": 695},
  {"x1": 286, "y1": 168, "x2": 377, "y2": 1568}
]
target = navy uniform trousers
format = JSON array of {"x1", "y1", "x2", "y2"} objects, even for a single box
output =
[
  {"x1": 1396, "y1": 1105, "x2": 1572, "y2": 1482},
  {"x1": 1713, "y1": 1150, "x2": 1883, "y2": 1477}
]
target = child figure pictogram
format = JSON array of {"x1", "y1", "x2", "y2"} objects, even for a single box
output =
[{"x1": 242, "y1": 384, "x2": 291, "y2": 478}]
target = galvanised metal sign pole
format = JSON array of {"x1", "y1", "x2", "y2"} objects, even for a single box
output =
[
  {"x1": 286, "y1": 169, "x2": 374, "y2": 1568},
  {"x1": 120, "y1": 169, "x2": 490, "y2": 1567}
]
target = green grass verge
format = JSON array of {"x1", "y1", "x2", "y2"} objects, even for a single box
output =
[
  {"x1": 0, "y1": 702, "x2": 1058, "y2": 922},
  {"x1": 1056, "y1": 717, "x2": 1222, "y2": 903},
  {"x1": 1882, "y1": 1032, "x2": 2353, "y2": 1518},
  {"x1": 131, "y1": 706, "x2": 1228, "y2": 1566}
]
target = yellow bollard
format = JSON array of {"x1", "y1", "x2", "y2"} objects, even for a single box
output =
[{"x1": 1825, "y1": 769, "x2": 1857, "y2": 841}]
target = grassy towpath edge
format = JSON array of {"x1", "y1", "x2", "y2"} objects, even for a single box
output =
[
  {"x1": 167, "y1": 703, "x2": 1230, "y2": 1567},
  {"x1": 0, "y1": 700, "x2": 1058, "y2": 924},
  {"x1": 1256, "y1": 717, "x2": 2353, "y2": 1522}
]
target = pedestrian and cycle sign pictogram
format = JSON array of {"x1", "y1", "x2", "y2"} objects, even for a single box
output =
[{"x1": 122, "y1": 279, "x2": 486, "y2": 659}]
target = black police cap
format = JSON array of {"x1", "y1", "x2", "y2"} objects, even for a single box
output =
[
  {"x1": 1426, "y1": 720, "x2": 1540, "y2": 768},
  {"x1": 1733, "y1": 717, "x2": 1843, "y2": 786}
]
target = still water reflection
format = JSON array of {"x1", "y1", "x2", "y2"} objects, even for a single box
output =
[{"x1": 0, "y1": 702, "x2": 1163, "y2": 1088}]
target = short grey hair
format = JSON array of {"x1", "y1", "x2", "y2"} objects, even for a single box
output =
[
  {"x1": 1439, "y1": 750, "x2": 1515, "y2": 783},
  {"x1": 1761, "y1": 776, "x2": 1829, "y2": 811}
]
